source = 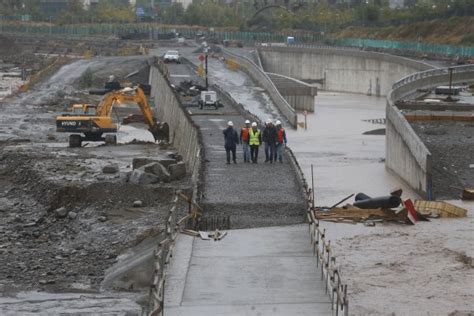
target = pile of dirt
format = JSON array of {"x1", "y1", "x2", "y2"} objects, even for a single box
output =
[
  {"x1": 0, "y1": 35, "x2": 48, "y2": 70},
  {"x1": 0, "y1": 36, "x2": 20, "y2": 57},
  {"x1": 0, "y1": 148, "x2": 177, "y2": 293},
  {"x1": 411, "y1": 121, "x2": 474, "y2": 199}
]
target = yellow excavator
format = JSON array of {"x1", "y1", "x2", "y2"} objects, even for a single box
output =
[{"x1": 56, "y1": 87, "x2": 169, "y2": 147}]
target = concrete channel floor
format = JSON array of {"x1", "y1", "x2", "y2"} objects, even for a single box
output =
[{"x1": 164, "y1": 225, "x2": 332, "y2": 316}]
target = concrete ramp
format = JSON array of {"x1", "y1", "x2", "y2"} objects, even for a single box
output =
[{"x1": 165, "y1": 225, "x2": 332, "y2": 316}]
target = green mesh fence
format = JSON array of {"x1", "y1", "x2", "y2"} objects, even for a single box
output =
[
  {"x1": 329, "y1": 38, "x2": 474, "y2": 57},
  {"x1": 1, "y1": 23, "x2": 473, "y2": 57},
  {"x1": 0, "y1": 23, "x2": 324, "y2": 43}
]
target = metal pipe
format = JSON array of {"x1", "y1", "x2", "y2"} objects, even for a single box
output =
[{"x1": 353, "y1": 195, "x2": 401, "y2": 209}]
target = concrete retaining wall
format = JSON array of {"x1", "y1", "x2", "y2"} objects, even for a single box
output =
[
  {"x1": 259, "y1": 46, "x2": 432, "y2": 97},
  {"x1": 386, "y1": 65, "x2": 474, "y2": 198},
  {"x1": 220, "y1": 47, "x2": 298, "y2": 128},
  {"x1": 149, "y1": 63, "x2": 203, "y2": 198}
]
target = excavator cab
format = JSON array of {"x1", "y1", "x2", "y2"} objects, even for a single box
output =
[{"x1": 72, "y1": 104, "x2": 97, "y2": 116}]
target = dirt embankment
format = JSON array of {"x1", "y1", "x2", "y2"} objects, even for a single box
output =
[
  {"x1": 0, "y1": 145, "x2": 178, "y2": 293},
  {"x1": 336, "y1": 16, "x2": 474, "y2": 46},
  {"x1": 411, "y1": 121, "x2": 474, "y2": 200},
  {"x1": 0, "y1": 53, "x2": 189, "y2": 300}
]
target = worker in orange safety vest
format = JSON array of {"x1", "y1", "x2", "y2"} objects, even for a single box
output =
[
  {"x1": 240, "y1": 120, "x2": 251, "y2": 163},
  {"x1": 275, "y1": 120, "x2": 287, "y2": 163}
]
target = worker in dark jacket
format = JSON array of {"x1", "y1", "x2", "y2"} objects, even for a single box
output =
[
  {"x1": 262, "y1": 119, "x2": 277, "y2": 163},
  {"x1": 223, "y1": 121, "x2": 239, "y2": 164}
]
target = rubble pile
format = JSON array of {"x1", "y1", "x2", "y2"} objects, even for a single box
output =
[{"x1": 314, "y1": 190, "x2": 467, "y2": 226}]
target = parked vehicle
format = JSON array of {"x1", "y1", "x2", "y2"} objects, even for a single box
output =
[
  {"x1": 198, "y1": 91, "x2": 220, "y2": 110},
  {"x1": 163, "y1": 50, "x2": 181, "y2": 63}
]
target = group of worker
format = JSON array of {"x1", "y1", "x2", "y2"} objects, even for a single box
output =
[{"x1": 223, "y1": 119, "x2": 287, "y2": 164}]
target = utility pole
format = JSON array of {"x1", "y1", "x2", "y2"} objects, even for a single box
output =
[
  {"x1": 204, "y1": 46, "x2": 209, "y2": 90},
  {"x1": 447, "y1": 67, "x2": 454, "y2": 102}
]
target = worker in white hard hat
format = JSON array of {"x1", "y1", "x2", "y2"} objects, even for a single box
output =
[
  {"x1": 240, "y1": 120, "x2": 251, "y2": 163},
  {"x1": 223, "y1": 121, "x2": 238, "y2": 164},
  {"x1": 262, "y1": 119, "x2": 277, "y2": 163},
  {"x1": 275, "y1": 120, "x2": 287, "y2": 163},
  {"x1": 248, "y1": 122, "x2": 262, "y2": 163}
]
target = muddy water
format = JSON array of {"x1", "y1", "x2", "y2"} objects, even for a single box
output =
[{"x1": 287, "y1": 92, "x2": 419, "y2": 206}]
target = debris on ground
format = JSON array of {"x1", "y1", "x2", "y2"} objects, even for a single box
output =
[
  {"x1": 353, "y1": 193, "x2": 402, "y2": 209},
  {"x1": 129, "y1": 158, "x2": 185, "y2": 184},
  {"x1": 182, "y1": 229, "x2": 228, "y2": 241},
  {"x1": 314, "y1": 206, "x2": 411, "y2": 224},
  {"x1": 415, "y1": 200, "x2": 468, "y2": 218},
  {"x1": 171, "y1": 79, "x2": 206, "y2": 97},
  {"x1": 315, "y1": 190, "x2": 468, "y2": 225}
]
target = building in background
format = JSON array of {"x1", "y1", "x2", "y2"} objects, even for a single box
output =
[
  {"x1": 38, "y1": 0, "x2": 137, "y2": 15},
  {"x1": 172, "y1": 0, "x2": 192, "y2": 9}
]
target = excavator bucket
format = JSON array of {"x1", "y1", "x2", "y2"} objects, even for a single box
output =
[{"x1": 149, "y1": 122, "x2": 170, "y2": 143}]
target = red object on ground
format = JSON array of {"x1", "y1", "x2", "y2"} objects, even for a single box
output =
[
  {"x1": 404, "y1": 199, "x2": 418, "y2": 224},
  {"x1": 198, "y1": 54, "x2": 205, "y2": 62}
]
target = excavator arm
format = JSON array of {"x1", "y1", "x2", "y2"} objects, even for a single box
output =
[{"x1": 96, "y1": 87, "x2": 169, "y2": 142}]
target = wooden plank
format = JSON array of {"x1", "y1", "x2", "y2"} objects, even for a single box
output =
[{"x1": 415, "y1": 200, "x2": 467, "y2": 217}]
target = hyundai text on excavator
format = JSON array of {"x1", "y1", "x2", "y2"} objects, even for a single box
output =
[{"x1": 56, "y1": 87, "x2": 169, "y2": 147}]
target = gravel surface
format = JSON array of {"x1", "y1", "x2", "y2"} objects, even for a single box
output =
[
  {"x1": 162, "y1": 58, "x2": 307, "y2": 228},
  {"x1": 411, "y1": 121, "x2": 474, "y2": 200}
]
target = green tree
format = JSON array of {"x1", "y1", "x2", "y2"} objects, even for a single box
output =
[
  {"x1": 161, "y1": 3, "x2": 185, "y2": 24},
  {"x1": 355, "y1": 4, "x2": 381, "y2": 25},
  {"x1": 57, "y1": 0, "x2": 87, "y2": 24},
  {"x1": 93, "y1": 0, "x2": 135, "y2": 23}
]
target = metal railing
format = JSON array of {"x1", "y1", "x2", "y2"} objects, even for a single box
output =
[
  {"x1": 147, "y1": 195, "x2": 178, "y2": 316},
  {"x1": 147, "y1": 192, "x2": 202, "y2": 316},
  {"x1": 392, "y1": 64, "x2": 474, "y2": 90},
  {"x1": 285, "y1": 147, "x2": 349, "y2": 316},
  {"x1": 308, "y1": 211, "x2": 349, "y2": 316}
]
